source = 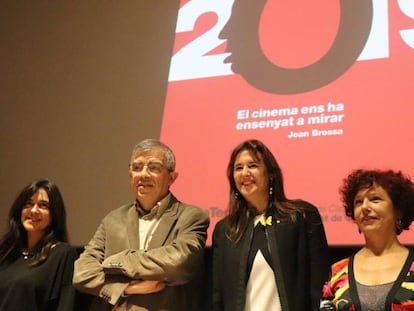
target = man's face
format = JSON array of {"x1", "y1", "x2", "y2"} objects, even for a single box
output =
[{"x1": 128, "y1": 149, "x2": 177, "y2": 211}]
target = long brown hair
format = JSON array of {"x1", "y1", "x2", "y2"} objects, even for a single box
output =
[
  {"x1": 0, "y1": 179, "x2": 69, "y2": 266},
  {"x1": 225, "y1": 139, "x2": 303, "y2": 242}
]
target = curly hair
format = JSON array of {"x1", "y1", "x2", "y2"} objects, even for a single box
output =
[{"x1": 339, "y1": 169, "x2": 414, "y2": 235}]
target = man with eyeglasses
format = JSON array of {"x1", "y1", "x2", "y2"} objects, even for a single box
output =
[{"x1": 73, "y1": 139, "x2": 210, "y2": 311}]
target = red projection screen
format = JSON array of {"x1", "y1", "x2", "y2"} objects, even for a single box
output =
[{"x1": 161, "y1": 0, "x2": 414, "y2": 245}]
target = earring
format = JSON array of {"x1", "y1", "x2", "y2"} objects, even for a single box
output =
[
  {"x1": 233, "y1": 191, "x2": 239, "y2": 200},
  {"x1": 269, "y1": 178, "x2": 273, "y2": 197},
  {"x1": 396, "y1": 218, "x2": 404, "y2": 233}
]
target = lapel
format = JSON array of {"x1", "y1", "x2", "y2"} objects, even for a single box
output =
[
  {"x1": 147, "y1": 195, "x2": 180, "y2": 249},
  {"x1": 265, "y1": 209, "x2": 291, "y2": 311},
  {"x1": 265, "y1": 208, "x2": 284, "y2": 270},
  {"x1": 237, "y1": 219, "x2": 254, "y2": 281},
  {"x1": 126, "y1": 203, "x2": 140, "y2": 248},
  {"x1": 234, "y1": 219, "x2": 254, "y2": 311}
]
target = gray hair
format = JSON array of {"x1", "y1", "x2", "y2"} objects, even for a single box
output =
[{"x1": 130, "y1": 139, "x2": 176, "y2": 171}]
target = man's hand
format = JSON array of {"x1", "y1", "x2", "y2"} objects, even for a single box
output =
[{"x1": 124, "y1": 280, "x2": 166, "y2": 295}]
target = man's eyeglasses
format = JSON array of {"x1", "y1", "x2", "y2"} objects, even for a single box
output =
[{"x1": 129, "y1": 162, "x2": 165, "y2": 174}]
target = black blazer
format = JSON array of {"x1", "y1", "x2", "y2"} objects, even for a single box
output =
[{"x1": 212, "y1": 200, "x2": 329, "y2": 311}]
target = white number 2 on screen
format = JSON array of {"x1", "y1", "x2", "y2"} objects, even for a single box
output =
[{"x1": 168, "y1": 0, "x2": 234, "y2": 82}]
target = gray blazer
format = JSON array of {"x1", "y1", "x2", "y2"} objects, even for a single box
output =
[{"x1": 73, "y1": 194, "x2": 209, "y2": 311}]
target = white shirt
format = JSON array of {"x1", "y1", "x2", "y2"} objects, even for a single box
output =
[{"x1": 244, "y1": 215, "x2": 282, "y2": 311}]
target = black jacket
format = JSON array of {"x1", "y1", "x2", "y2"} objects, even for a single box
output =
[{"x1": 212, "y1": 200, "x2": 329, "y2": 311}]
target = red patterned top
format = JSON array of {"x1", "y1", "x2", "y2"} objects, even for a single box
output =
[{"x1": 320, "y1": 249, "x2": 414, "y2": 311}]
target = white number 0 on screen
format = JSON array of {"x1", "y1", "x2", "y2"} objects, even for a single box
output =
[{"x1": 168, "y1": 0, "x2": 414, "y2": 82}]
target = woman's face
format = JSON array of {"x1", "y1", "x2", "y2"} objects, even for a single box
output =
[
  {"x1": 233, "y1": 149, "x2": 269, "y2": 206},
  {"x1": 21, "y1": 188, "x2": 51, "y2": 236},
  {"x1": 353, "y1": 184, "x2": 398, "y2": 235}
]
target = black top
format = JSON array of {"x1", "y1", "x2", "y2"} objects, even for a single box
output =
[
  {"x1": 212, "y1": 200, "x2": 330, "y2": 311},
  {"x1": 0, "y1": 243, "x2": 78, "y2": 311},
  {"x1": 246, "y1": 220, "x2": 274, "y2": 281}
]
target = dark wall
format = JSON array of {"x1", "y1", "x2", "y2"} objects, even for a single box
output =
[{"x1": 0, "y1": 0, "x2": 179, "y2": 245}]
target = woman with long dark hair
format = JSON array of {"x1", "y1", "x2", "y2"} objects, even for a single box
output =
[
  {"x1": 212, "y1": 139, "x2": 329, "y2": 311},
  {"x1": 0, "y1": 178, "x2": 78, "y2": 310}
]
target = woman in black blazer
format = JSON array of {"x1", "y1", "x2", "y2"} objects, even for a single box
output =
[{"x1": 212, "y1": 139, "x2": 329, "y2": 311}]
